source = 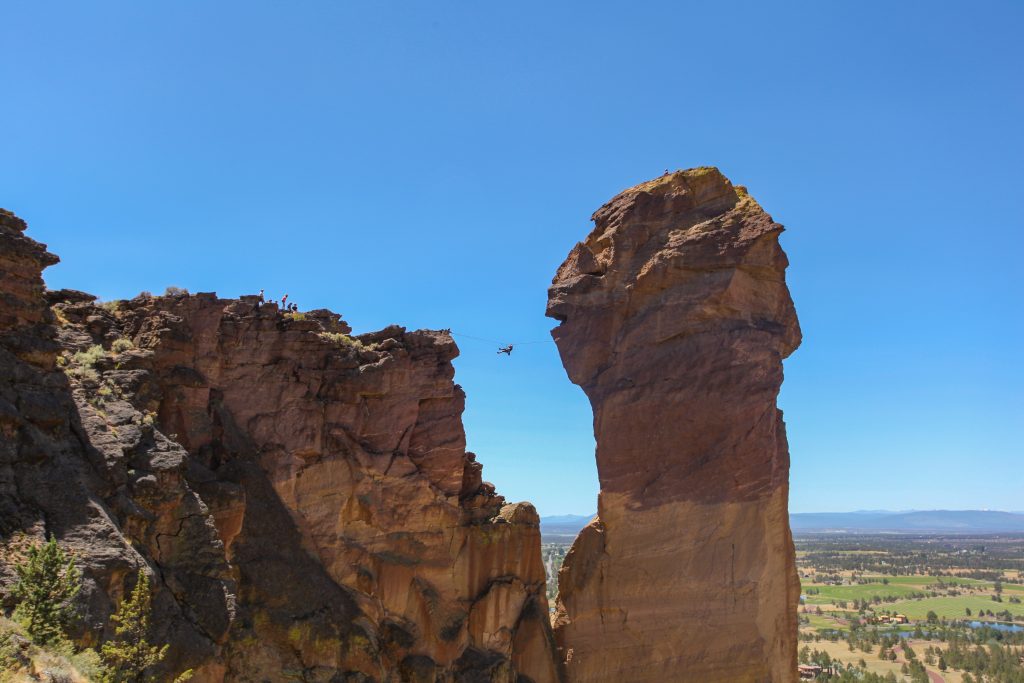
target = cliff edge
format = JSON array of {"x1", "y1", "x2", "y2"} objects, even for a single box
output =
[{"x1": 0, "y1": 209, "x2": 559, "y2": 682}]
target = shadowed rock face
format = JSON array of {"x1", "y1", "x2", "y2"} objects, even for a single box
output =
[
  {"x1": 0, "y1": 210, "x2": 559, "y2": 683},
  {"x1": 547, "y1": 168, "x2": 801, "y2": 682}
]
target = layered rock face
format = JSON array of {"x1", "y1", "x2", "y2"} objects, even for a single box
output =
[
  {"x1": 547, "y1": 168, "x2": 801, "y2": 682},
  {"x1": 0, "y1": 210, "x2": 558, "y2": 682}
]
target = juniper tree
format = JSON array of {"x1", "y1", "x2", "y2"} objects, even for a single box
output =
[
  {"x1": 100, "y1": 570, "x2": 168, "y2": 683},
  {"x1": 12, "y1": 534, "x2": 82, "y2": 645}
]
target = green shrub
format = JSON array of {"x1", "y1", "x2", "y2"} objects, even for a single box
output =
[
  {"x1": 111, "y1": 338, "x2": 134, "y2": 353},
  {"x1": 63, "y1": 345, "x2": 105, "y2": 382},
  {"x1": 0, "y1": 616, "x2": 106, "y2": 683},
  {"x1": 319, "y1": 332, "x2": 365, "y2": 350},
  {"x1": 69, "y1": 646, "x2": 104, "y2": 678},
  {"x1": 11, "y1": 536, "x2": 82, "y2": 646},
  {"x1": 0, "y1": 622, "x2": 26, "y2": 672},
  {"x1": 72, "y1": 345, "x2": 104, "y2": 367},
  {"x1": 53, "y1": 307, "x2": 71, "y2": 328},
  {"x1": 163, "y1": 286, "x2": 188, "y2": 297},
  {"x1": 67, "y1": 367, "x2": 99, "y2": 383},
  {"x1": 99, "y1": 571, "x2": 168, "y2": 683}
]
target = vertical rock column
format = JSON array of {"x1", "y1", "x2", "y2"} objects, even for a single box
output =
[{"x1": 546, "y1": 168, "x2": 801, "y2": 683}]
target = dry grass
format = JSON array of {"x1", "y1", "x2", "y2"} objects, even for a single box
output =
[{"x1": 0, "y1": 617, "x2": 98, "y2": 683}]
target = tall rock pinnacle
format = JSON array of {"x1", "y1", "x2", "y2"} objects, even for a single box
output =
[{"x1": 546, "y1": 167, "x2": 801, "y2": 682}]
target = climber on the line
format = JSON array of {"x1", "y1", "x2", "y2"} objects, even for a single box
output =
[{"x1": 497, "y1": 344, "x2": 513, "y2": 356}]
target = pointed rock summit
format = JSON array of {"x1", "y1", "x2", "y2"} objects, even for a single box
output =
[{"x1": 547, "y1": 167, "x2": 801, "y2": 682}]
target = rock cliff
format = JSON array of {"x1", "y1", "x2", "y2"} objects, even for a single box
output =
[
  {"x1": 546, "y1": 168, "x2": 801, "y2": 682},
  {"x1": 0, "y1": 209, "x2": 559, "y2": 682}
]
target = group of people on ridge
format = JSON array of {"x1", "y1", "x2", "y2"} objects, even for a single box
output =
[
  {"x1": 251, "y1": 296, "x2": 515, "y2": 355},
  {"x1": 257, "y1": 289, "x2": 299, "y2": 313}
]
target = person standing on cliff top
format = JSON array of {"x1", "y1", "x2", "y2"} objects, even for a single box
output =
[
  {"x1": 281, "y1": 293, "x2": 288, "y2": 307},
  {"x1": 258, "y1": 289, "x2": 265, "y2": 303}
]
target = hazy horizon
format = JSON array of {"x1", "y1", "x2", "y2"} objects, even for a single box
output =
[{"x1": 542, "y1": 509, "x2": 1024, "y2": 518}]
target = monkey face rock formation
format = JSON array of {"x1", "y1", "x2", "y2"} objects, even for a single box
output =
[
  {"x1": 546, "y1": 168, "x2": 801, "y2": 682},
  {"x1": 0, "y1": 210, "x2": 559, "y2": 683}
]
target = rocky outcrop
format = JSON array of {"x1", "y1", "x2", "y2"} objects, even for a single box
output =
[
  {"x1": 547, "y1": 168, "x2": 801, "y2": 682},
  {"x1": 0, "y1": 210, "x2": 559, "y2": 682}
]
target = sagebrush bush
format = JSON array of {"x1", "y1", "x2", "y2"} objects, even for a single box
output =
[
  {"x1": 63, "y1": 345, "x2": 105, "y2": 383},
  {"x1": 111, "y1": 338, "x2": 134, "y2": 353},
  {"x1": 71, "y1": 345, "x2": 104, "y2": 368},
  {"x1": 43, "y1": 668, "x2": 73, "y2": 683},
  {"x1": 0, "y1": 622, "x2": 25, "y2": 672},
  {"x1": 319, "y1": 332, "x2": 365, "y2": 350}
]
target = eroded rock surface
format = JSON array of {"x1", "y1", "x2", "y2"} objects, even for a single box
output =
[
  {"x1": 547, "y1": 168, "x2": 801, "y2": 682},
  {"x1": 0, "y1": 209, "x2": 558, "y2": 682}
]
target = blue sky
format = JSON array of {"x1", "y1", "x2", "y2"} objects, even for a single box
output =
[{"x1": 3, "y1": 2, "x2": 1021, "y2": 515}]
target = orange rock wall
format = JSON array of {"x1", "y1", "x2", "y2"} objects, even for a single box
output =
[
  {"x1": 0, "y1": 210, "x2": 559, "y2": 683},
  {"x1": 547, "y1": 168, "x2": 801, "y2": 683}
]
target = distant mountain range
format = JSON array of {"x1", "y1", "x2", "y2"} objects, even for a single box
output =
[
  {"x1": 789, "y1": 510, "x2": 1024, "y2": 533},
  {"x1": 540, "y1": 510, "x2": 1024, "y2": 541},
  {"x1": 539, "y1": 514, "x2": 594, "y2": 542}
]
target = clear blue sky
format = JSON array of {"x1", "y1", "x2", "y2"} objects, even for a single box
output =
[{"x1": 3, "y1": 2, "x2": 1021, "y2": 515}]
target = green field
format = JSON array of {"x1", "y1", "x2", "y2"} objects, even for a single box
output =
[
  {"x1": 801, "y1": 573, "x2": 1024, "y2": 625},
  {"x1": 801, "y1": 575, "x2": 1014, "y2": 604},
  {"x1": 802, "y1": 582, "x2": 924, "y2": 604},
  {"x1": 794, "y1": 536, "x2": 1024, "y2": 681},
  {"x1": 803, "y1": 613, "x2": 847, "y2": 630},
  {"x1": 888, "y1": 595, "x2": 1024, "y2": 621},
  {"x1": 882, "y1": 576, "x2": 986, "y2": 587}
]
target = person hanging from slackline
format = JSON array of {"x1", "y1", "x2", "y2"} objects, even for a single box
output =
[{"x1": 497, "y1": 344, "x2": 514, "y2": 356}]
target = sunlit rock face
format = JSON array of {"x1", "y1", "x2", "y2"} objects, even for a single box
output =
[
  {"x1": 0, "y1": 210, "x2": 559, "y2": 683},
  {"x1": 547, "y1": 168, "x2": 801, "y2": 683}
]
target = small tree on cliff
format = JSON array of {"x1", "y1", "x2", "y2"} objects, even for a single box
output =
[
  {"x1": 12, "y1": 534, "x2": 82, "y2": 645},
  {"x1": 100, "y1": 570, "x2": 168, "y2": 683}
]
